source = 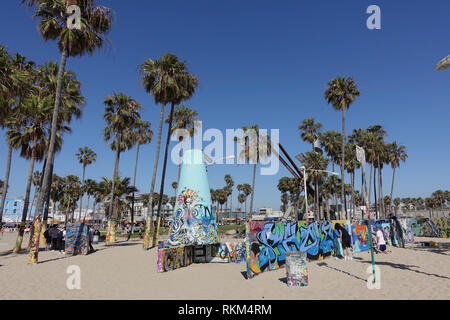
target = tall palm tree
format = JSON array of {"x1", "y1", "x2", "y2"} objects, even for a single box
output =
[
  {"x1": 387, "y1": 142, "x2": 407, "y2": 209},
  {"x1": 298, "y1": 117, "x2": 322, "y2": 151},
  {"x1": 141, "y1": 53, "x2": 198, "y2": 248},
  {"x1": 21, "y1": 0, "x2": 113, "y2": 232},
  {"x1": 0, "y1": 51, "x2": 35, "y2": 227},
  {"x1": 325, "y1": 76, "x2": 360, "y2": 219},
  {"x1": 128, "y1": 119, "x2": 152, "y2": 240},
  {"x1": 344, "y1": 143, "x2": 361, "y2": 218},
  {"x1": 240, "y1": 125, "x2": 271, "y2": 218},
  {"x1": 82, "y1": 178, "x2": 97, "y2": 221},
  {"x1": 297, "y1": 152, "x2": 329, "y2": 220},
  {"x1": 319, "y1": 130, "x2": 342, "y2": 212},
  {"x1": 75, "y1": 147, "x2": 97, "y2": 220},
  {"x1": 224, "y1": 174, "x2": 234, "y2": 213},
  {"x1": 103, "y1": 92, "x2": 142, "y2": 244},
  {"x1": 9, "y1": 93, "x2": 54, "y2": 252},
  {"x1": 166, "y1": 104, "x2": 199, "y2": 183}
]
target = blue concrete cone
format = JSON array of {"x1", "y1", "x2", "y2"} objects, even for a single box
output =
[{"x1": 168, "y1": 149, "x2": 219, "y2": 246}]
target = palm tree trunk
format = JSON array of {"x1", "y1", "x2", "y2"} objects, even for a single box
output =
[
  {"x1": 341, "y1": 107, "x2": 346, "y2": 220},
  {"x1": 79, "y1": 165, "x2": 86, "y2": 221},
  {"x1": 41, "y1": 156, "x2": 53, "y2": 243},
  {"x1": 153, "y1": 103, "x2": 175, "y2": 247},
  {"x1": 249, "y1": 163, "x2": 257, "y2": 218},
  {"x1": 107, "y1": 139, "x2": 121, "y2": 244},
  {"x1": 128, "y1": 143, "x2": 140, "y2": 241},
  {"x1": 0, "y1": 144, "x2": 13, "y2": 226},
  {"x1": 83, "y1": 195, "x2": 90, "y2": 222},
  {"x1": 373, "y1": 166, "x2": 378, "y2": 220},
  {"x1": 143, "y1": 103, "x2": 165, "y2": 249},
  {"x1": 33, "y1": 48, "x2": 68, "y2": 235},
  {"x1": 13, "y1": 135, "x2": 37, "y2": 253},
  {"x1": 315, "y1": 178, "x2": 319, "y2": 221},
  {"x1": 177, "y1": 139, "x2": 183, "y2": 183},
  {"x1": 390, "y1": 167, "x2": 396, "y2": 211},
  {"x1": 378, "y1": 160, "x2": 385, "y2": 218}
]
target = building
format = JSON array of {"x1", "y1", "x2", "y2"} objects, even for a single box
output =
[{"x1": 1, "y1": 198, "x2": 36, "y2": 223}]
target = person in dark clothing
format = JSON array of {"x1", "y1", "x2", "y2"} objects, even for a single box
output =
[
  {"x1": 49, "y1": 225, "x2": 59, "y2": 251},
  {"x1": 335, "y1": 223, "x2": 353, "y2": 260},
  {"x1": 392, "y1": 216, "x2": 405, "y2": 248},
  {"x1": 88, "y1": 227, "x2": 95, "y2": 253},
  {"x1": 43, "y1": 228, "x2": 51, "y2": 251}
]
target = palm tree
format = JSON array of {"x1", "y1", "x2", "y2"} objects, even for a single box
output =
[
  {"x1": 344, "y1": 143, "x2": 361, "y2": 219},
  {"x1": 141, "y1": 53, "x2": 199, "y2": 248},
  {"x1": 171, "y1": 182, "x2": 178, "y2": 198},
  {"x1": 0, "y1": 50, "x2": 35, "y2": 227},
  {"x1": 21, "y1": 0, "x2": 113, "y2": 232},
  {"x1": 103, "y1": 92, "x2": 142, "y2": 243},
  {"x1": 224, "y1": 174, "x2": 234, "y2": 214},
  {"x1": 75, "y1": 147, "x2": 97, "y2": 220},
  {"x1": 325, "y1": 76, "x2": 360, "y2": 219},
  {"x1": 239, "y1": 125, "x2": 271, "y2": 218},
  {"x1": 128, "y1": 119, "x2": 152, "y2": 240},
  {"x1": 299, "y1": 117, "x2": 322, "y2": 151},
  {"x1": 297, "y1": 152, "x2": 329, "y2": 220},
  {"x1": 82, "y1": 179, "x2": 97, "y2": 221},
  {"x1": 387, "y1": 142, "x2": 407, "y2": 209},
  {"x1": 166, "y1": 105, "x2": 199, "y2": 183},
  {"x1": 241, "y1": 184, "x2": 252, "y2": 218},
  {"x1": 10, "y1": 92, "x2": 54, "y2": 252},
  {"x1": 97, "y1": 176, "x2": 138, "y2": 225},
  {"x1": 319, "y1": 130, "x2": 342, "y2": 212}
]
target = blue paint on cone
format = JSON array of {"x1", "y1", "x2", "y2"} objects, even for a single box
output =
[{"x1": 168, "y1": 149, "x2": 219, "y2": 246}]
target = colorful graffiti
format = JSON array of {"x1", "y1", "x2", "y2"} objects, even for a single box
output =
[
  {"x1": 157, "y1": 245, "x2": 195, "y2": 272},
  {"x1": 65, "y1": 223, "x2": 88, "y2": 256},
  {"x1": 210, "y1": 242, "x2": 246, "y2": 263},
  {"x1": 247, "y1": 220, "x2": 338, "y2": 279},
  {"x1": 157, "y1": 242, "x2": 245, "y2": 272},
  {"x1": 350, "y1": 223, "x2": 370, "y2": 252},
  {"x1": 168, "y1": 188, "x2": 219, "y2": 246},
  {"x1": 285, "y1": 251, "x2": 308, "y2": 287}
]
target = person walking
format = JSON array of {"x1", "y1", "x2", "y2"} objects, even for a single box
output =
[{"x1": 88, "y1": 227, "x2": 95, "y2": 253}]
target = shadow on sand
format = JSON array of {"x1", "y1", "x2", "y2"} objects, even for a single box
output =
[{"x1": 357, "y1": 260, "x2": 450, "y2": 280}]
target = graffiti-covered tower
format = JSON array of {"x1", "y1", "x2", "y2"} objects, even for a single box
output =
[{"x1": 168, "y1": 149, "x2": 219, "y2": 246}]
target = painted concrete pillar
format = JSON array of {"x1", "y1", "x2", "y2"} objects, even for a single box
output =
[{"x1": 168, "y1": 149, "x2": 219, "y2": 246}]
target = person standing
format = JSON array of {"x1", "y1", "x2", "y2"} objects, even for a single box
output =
[
  {"x1": 43, "y1": 227, "x2": 51, "y2": 251},
  {"x1": 88, "y1": 227, "x2": 95, "y2": 253},
  {"x1": 49, "y1": 225, "x2": 58, "y2": 251},
  {"x1": 376, "y1": 227, "x2": 388, "y2": 254},
  {"x1": 335, "y1": 223, "x2": 353, "y2": 260}
]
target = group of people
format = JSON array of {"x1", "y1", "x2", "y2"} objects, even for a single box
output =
[{"x1": 43, "y1": 225, "x2": 66, "y2": 254}]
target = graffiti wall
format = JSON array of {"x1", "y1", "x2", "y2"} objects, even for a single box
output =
[
  {"x1": 247, "y1": 220, "x2": 338, "y2": 279},
  {"x1": 286, "y1": 251, "x2": 308, "y2": 287},
  {"x1": 65, "y1": 223, "x2": 88, "y2": 256},
  {"x1": 157, "y1": 242, "x2": 245, "y2": 272},
  {"x1": 210, "y1": 242, "x2": 246, "y2": 263}
]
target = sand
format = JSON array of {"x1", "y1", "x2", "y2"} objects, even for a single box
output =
[{"x1": 0, "y1": 232, "x2": 449, "y2": 300}]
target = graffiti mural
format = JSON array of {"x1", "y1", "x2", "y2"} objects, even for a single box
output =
[
  {"x1": 168, "y1": 188, "x2": 219, "y2": 246},
  {"x1": 65, "y1": 223, "x2": 88, "y2": 256},
  {"x1": 350, "y1": 223, "x2": 370, "y2": 252},
  {"x1": 210, "y1": 242, "x2": 246, "y2": 263},
  {"x1": 286, "y1": 251, "x2": 308, "y2": 287},
  {"x1": 157, "y1": 245, "x2": 194, "y2": 272},
  {"x1": 247, "y1": 220, "x2": 338, "y2": 279}
]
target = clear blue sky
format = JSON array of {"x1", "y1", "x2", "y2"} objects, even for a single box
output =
[{"x1": 0, "y1": 0, "x2": 449, "y2": 210}]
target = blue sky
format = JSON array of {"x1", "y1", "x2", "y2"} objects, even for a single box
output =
[{"x1": 0, "y1": 0, "x2": 449, "y2": 210}]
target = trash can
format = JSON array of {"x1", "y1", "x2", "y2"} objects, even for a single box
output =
[{"x1": 285, "y1": 251, "x2": 308, "y2": 287}]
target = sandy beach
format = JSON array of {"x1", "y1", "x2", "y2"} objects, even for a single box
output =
[{"x1": 0, "y1": 232, "x2": 449, "y2": 300}]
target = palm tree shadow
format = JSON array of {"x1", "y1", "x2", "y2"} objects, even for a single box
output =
[{"x1": 357, "y1": 260, "x2": 450, "y2": 280}]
